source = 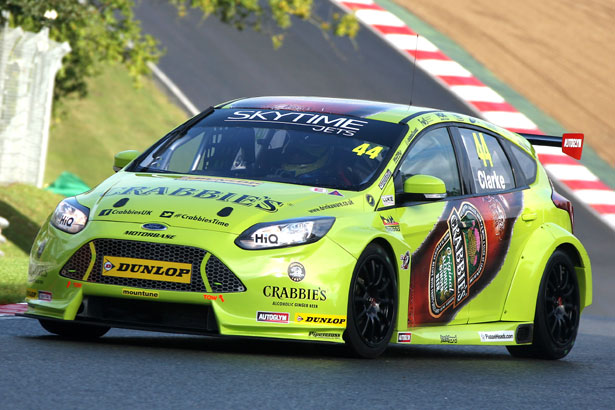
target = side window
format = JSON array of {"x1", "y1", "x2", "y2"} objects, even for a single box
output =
[
  {"x1": 458, "y1": 128, "x2": 514, "y2": 194},
  {"x1": 508, "y1": 142, "x2": 537, "y2": 185},
  {"x1": 399, "y1": 127, "x2": 461, "y2": 197}
]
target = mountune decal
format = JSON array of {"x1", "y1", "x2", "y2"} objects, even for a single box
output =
[
  {"x1": 225, "y1": 110, "x2": 369, "y2": 137},
  {"x1": 106, "y1": 186, "x2": 284, "y2": 213},
  {"x1": 407, "y1": 193, "x2": 523, "y2": 326},
  {"x1": 122, "y1": 289, "x2": 159, "y2": 298}
]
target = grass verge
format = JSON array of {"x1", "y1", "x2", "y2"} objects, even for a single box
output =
[
  {"x1": 46, "y1": 64, "x2": 188, "y2": 188},
  {"x1": 0, "y1": 184, "x2": 62, "y2": 303}
]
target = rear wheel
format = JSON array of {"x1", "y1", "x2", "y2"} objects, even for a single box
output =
[
  {"x1": 344, "y1": 244, "x2": 397, "y2": 358},
  {"x1": 39, "y1": 319, "x2": 110, "y2": 339},
  {"x1": 507, "y1": 250, "x2": 580, "y2": 359}
]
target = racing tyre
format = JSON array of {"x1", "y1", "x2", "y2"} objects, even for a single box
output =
[
  {"x1": 507, "y1": 250, "x2": 580, "y2": 360},
  {"x1": 344, "y1": 244, "x2": 397, "y2": 358},
  {"x1": 39, "y1": 319, "x2": 110, "y2": 339}
]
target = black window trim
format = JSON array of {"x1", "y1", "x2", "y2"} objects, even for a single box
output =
[{"x1": 388, "y1": 122, "x2": 466, "y2": 208}]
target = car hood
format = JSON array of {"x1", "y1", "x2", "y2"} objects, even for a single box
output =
[{"x1": 88, "y1": 173, "x2": 363, "y2": 234}]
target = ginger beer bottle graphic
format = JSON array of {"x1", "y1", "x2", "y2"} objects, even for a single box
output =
[{"x1": 408, "y1": 192, "x2": 522, "y2": 326}]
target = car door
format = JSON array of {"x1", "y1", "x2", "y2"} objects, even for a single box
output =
[
  {"x1": 394, "y1": 125, "x2": 471, "y2": 327},
  {"x1": 451, "y1": 126, "x2": 532, "y2": 324}
]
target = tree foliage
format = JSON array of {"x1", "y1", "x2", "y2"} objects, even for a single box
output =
[{"x1": 0, "y1": 0, "x2": 359, "y2": 102}]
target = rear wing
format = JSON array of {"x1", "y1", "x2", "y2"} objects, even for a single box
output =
[{"x1": 519, "y1": 132, "x2": 584, "y2": 160}]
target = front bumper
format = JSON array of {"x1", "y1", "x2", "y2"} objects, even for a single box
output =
[{"x1": 25, "y1": 220, "x2": 357, "y2": 343}]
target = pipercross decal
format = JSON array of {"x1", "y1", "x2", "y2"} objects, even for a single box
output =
[
  {"x1": 225, "y1": 110, "x2": 369, "y2": 137},
  {"x1": 106, "y1": 187, "x2": 284, "y2": 213},
  {"x1": 294, "y1": 313, "x2": 347, "y2": 327},
  {"x1": 102, "y1": 256, "x2": 192, "y2": 284}
]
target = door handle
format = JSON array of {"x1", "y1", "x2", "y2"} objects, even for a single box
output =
[{"x1": 522, "y1": 211, "x2": 537, "y2": 222}]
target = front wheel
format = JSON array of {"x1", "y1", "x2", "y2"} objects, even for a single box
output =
[
  {"x1": 344, "y1": 244, "x2": 397, "y2": 358},
  {"x1": 507, "y1": 250, "x2": 580, "y2": 359},
  {"x1": 39, "y1": 319, "x2": 110, "y2": 339}
]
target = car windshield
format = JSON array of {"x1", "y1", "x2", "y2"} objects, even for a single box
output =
[{"x1": 131, "y1": 109, "x2": 406, "y2": 190}]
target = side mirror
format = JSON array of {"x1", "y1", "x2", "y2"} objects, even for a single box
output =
[
  {"x1": 113, "y1": 150, "x2": 140, "y2": 172},
  {"x1": 403, "y1": 174, "x2": 447, "y2": 200}
]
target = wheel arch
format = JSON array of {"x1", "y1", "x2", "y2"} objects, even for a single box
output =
[
  {"x1": 501, "y1": 223, "x2": 592, "y2": 322},
  {"x1": 364, "y1": 236, "x2": 410, "y2": 333}
]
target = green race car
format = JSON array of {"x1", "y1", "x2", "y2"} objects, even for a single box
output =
[{"x1": 24, "y1": 97, "x2": 592, "y2": 359}]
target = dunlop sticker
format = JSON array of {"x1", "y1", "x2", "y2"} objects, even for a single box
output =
[
  {"x1": 294, "y1": 313, "x2": 347, "y2": 327},
  {"x1": 102, "y1": 256, "x2": 191, "y2": 284}
]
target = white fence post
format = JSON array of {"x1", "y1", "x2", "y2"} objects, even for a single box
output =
[{"x1": 0, "y1": 25, "x2": 70, "y2": 187}]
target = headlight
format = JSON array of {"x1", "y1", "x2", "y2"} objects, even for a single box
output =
[
  {"x1": 235, "y1": 217, "x2": 335, "y2": 250},
  {"x1": 50, "y1": 198, "x2": 89, "y2": 234}
]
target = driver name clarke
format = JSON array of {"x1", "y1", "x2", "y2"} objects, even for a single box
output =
[{"x1": 226, "y1": 110, "x2": 369, "y2": 136}]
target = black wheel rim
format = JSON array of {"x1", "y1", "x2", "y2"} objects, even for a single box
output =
[
  {"x1": 544, "y1": 261, "x2": 579, "y2": 347},
  {"x1": 352, "y1": 256, "x2": 395, "y2": 347}
]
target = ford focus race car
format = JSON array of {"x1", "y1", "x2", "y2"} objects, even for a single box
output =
[{"x1": 23, "y1": 97, "x2": 592, "y2": 359}]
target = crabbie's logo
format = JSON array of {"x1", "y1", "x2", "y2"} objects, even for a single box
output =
[
  {"x1": 105, "y1": 187, "x2": 284, "y2": 213},
  {"x1": 294, "y1": 313, "x2": 347, "y2": 327},
  {"x1": 102, "y1": 256, "x2": 192, "y2": 284},
  {"x1": 429, "y1": 202, "x2": 487, "y2": 317},
  {"x1": 225, "y1": 110, "x2": 369, "y2": 137},
  {"x1": 256, "y1": 311, "x2": 290, "y2": 323}
]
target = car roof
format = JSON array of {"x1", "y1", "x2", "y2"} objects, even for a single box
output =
[
  {"x1": 217, "y1": 96, "x2": 534, "y2": 155},
  {"x1": 217, "y1": 96, "x2": 429, "y2": 123}
]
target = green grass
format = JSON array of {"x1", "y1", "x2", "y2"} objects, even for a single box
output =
[
  {"x1": 46, "y1": 64, "x2": 189, "y2": 188},
  {"x1": 0, "y1": 64, "x2": 188, "y2": 303},
  {"x1": 0, "y1": 184, "x2": 62, "y2": 303}
]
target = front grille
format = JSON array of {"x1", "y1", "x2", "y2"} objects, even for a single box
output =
[
  {"x1": 77, "y1": 296, "x2": 218, "y2": 334},
  {"x1": 59, "y1": 239, "x2": 245, "y2": 293},
  {"x1": 207, "y1": 255, "x2": 246, "y2": 292},
  {"x1": 61, "y1": 244, "x2": 92, "y2": 280}
]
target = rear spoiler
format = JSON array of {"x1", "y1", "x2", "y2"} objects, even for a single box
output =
[{"x1": 519, "y1": 132, "x2": 584, "y2": 160}]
